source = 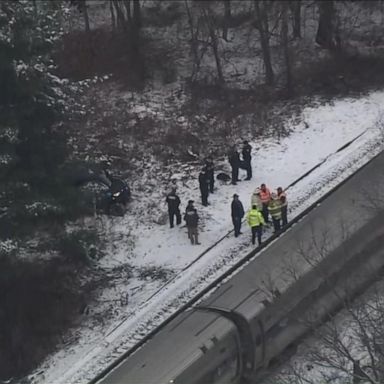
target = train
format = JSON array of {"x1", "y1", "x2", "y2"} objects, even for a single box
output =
[{"x1": 95, "y1": 150, "x2": 384, "y2": 384}]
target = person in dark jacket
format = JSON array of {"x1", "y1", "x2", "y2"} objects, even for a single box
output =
[
  {"x1": 185, "y1": 199, "x2": 195, "y2": 213},
  {"x1": 184, "y1": 208, "x2": 200, "y2": 245},
  {"x1": 204, "y1": 157, "x2": 215, "y2": 194},
  {"x1": 231, "y1": 194, "x2": 245, "y2": 237},
  {"x1": 198, "y1": 168, "x2": 210, "y2": 206},
  {"x1": 165, "y1": 188, "x2": 181, "y2": 228},
  {"x1": 241, "y1": 140, "x2": 252, "y2": 180},
  {"x1": 228, "y1": 146, "x2": 241, "y2": 185}
]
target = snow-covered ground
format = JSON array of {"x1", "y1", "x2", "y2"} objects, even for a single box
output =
[{"x1": 31, "y1": 90, "x2": 384, "y2": 384}]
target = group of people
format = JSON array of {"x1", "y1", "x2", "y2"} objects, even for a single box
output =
[
  {"x1": 165, "y1": 190, "x2": 201, "y2": 245},
  {"x1": 228, "y1": 140, "x2": 253, "y2": 184},
  {"x1": 165, "y1": 141, "x2": 288, "y2": 246},
  {"x1": 231, "y1": 184, "x2": 288, "y2": 246},
  {"x1": 197, "y1": 141, "x2": 253, "y2": 208}
]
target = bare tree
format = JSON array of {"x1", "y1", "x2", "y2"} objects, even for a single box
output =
[
  {"x1": 201, "y1": 2, "x2": 225, "y2": 84},
  {"x1": 315, "y1": 0, "x2": 341, "y2": 52},
  {"x1": 109, "y1": 0, "x2": 116, "y2": 31},
  {"x1": 70, "y1": 0, "x2": 91, "y2": 33},
  {"x1": 112, "y1": 0, "x2": 127, "y2": 32},
  {"x1": 290, "y1": 0, "x2": 301, "y2": 39},
  {"x1": 254, "y1": 0, "x2": 274, "y2": 85},
  {"x1": 133, "y1": 0, "x2": 141, "y2": 30},
  {"x1": 123, "y1": 0, "x2": 131, "y2": 22},
  {"x1": 281, "y1": 0, "x2": 293, "y2": 95},
  {"x1": 222, "y1": 0, "x2": 231, "y2": 41}
]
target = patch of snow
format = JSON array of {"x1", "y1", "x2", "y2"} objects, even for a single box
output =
[{"x1": 32, "y1": 91, "x2": 384, "y2": 384}]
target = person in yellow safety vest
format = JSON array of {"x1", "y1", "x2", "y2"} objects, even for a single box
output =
[
  {"x1": 277, "y1": 187, "x2": 288, "y2": 226},
  {"x1": 246, "y1": 205, "x2": 265, "y2": 246},
  {"x1": 268, "y1": 193, "x2": 282, "y2": 233},
  {"x1": 251, "y1": 187, "x2": 263, "y2": 211}
]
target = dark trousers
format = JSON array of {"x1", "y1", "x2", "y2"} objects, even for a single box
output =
[
  {"x1": 209, "y1": 176, "x2": 214, "y2": 193},
  {"x1": 169, "y1": 209, "x2": 181, "y2": 228},
  {"x1": 232, "y1": 216, "x2": 242, "y2": 237},
  {"x1": 262, "y1": 203, "x2": 269, "y2": 223},
  {"x1": 231, "y1": 166, "x2": 239, "y2": 184},
  {"x1": 251, "y1": 225, "x2": 262, "y2": 245},
  {"x1": 272, "y1": 217, "x2": 281, "y2": 232},
  {"x1": 281, "y1": 205, "x2": 288, "y2": 226},
  {"x1": 200, "y1": 189, "x2": 208, "y2": 206},
  {"x1": 244, "y1": 160, "x2": 252, "y2": 179}
]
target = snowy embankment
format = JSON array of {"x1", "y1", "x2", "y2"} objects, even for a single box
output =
[{"x1": 33, "y1": 91, "x2": 384, "y2": 384}]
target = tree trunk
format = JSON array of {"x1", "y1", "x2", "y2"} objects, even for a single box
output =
[
  {"x1": 81, "y1": 0, "x2": 90, "y2": 33},
  {"x1": 281, "y1": 1, "x2": 293, "y2": 95},
  {"x1": 133, "y1": 0, "x2": 141, "y2": 30},
  {"x1": 112, "y1": 0, "x2": 127, "y2": 32},
  {"x1": 254, "y1": 0, "x2": 274, "y2": 85},
  {"x1": 109, "y1": 0, "x2": 116, "y2": 31},
  {"x1": 290, "y1": 0, "x2": 301, "y2": 39},
  {"x1": 316, "y1": 0, "x2": 340, "y2": 51},
  {"x1": 123, "y1": 0, "x2": 131, "y2": 21},
  {"x1": 32, "y1": 0, "x2": 38, "y2": 18},
  {"x1": 185, "y1": 0, "x2": 201, "y2": 81},
  {"x1": 210, "y1": 26, "x2": 224, "y2": 84},
  {"x1": 203, "y1": 5, "x2": 224, "y2": 84},
  {"x1": 222, "y1": 0, "x2": 231, "y2": 41}
]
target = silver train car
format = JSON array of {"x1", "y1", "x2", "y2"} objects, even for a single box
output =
[{"x1": 96, "y1": 151, "x2": 384, "y2": 384}]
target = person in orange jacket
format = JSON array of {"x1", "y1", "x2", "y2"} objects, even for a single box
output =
[{"x1": 259, "y1": 183, "x2": 271, "y2": 223}]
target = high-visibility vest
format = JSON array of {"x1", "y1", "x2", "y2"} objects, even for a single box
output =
[
  {"x1": 268, "y1": 200, "x2": 282, "y2": 219},
  {"x1": 278, "y1": 191, "x2": 287, "y2": 207},
  {"x1": 247, "y1": 209, "x2": 265, "y2": 227},
  {"x1": 260, "y1": 188, "x2": 271, "y2": 204}
]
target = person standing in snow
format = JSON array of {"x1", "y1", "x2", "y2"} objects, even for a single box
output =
[
  {"x1": 277, "y1": 187, "x2": 288, "y2": 226},
  {"x1": 251, "y1": 187, "x2": 263, "y2": 211},
  {"x1": 165, "y1": 188, "x2": 181, "y2": 228},
  {"x1": 259, "y1": 183, "x2": 271, "y2": 223},
  {"x1": 228, "y1": 145, "x2": 241, "y2": 185},
  {"x1": 241, "y1": 140, "x2": 252, "y2": 180},
  {"x1": 268, "y1": 193, "x2": 282, "y2": 233},
  {"x1": 185, "y1": 199, "x2": 195, "y2": 213},
  {"x1": 231, "y1": 194, "x2": 245, "y2": 237},
  {"x1": 198, "y1": 168, "x2": 210, "y2": 206},
  {"x1": 204, "y1": 156, "x2": 215, "y2": 194},
  {"x1": 184, "y1": 208, "x2": 200, "y2": 245},
  {"x1": 167, "y1": 178, "x2": 179, "y2": 194},
  {"x1": 246, "y1": 205, "x2": 265, "y2": 246}
]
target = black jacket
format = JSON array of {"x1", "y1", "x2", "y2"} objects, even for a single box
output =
[
  {"x1": 199, "y1": 172, "x2": 209, "y2": 192},
  {"x1": 242, "y1": 143, "x2": 252, "y2": 162},
  {"x1": 205, "y1": 161, "x2": 214, "y2": 179},
  {"x1": 166, "y1": 193, "x2": 181, "y2": 212},
  {"x1": 228, "y1": 150, "x2": 240, "y2": 167},
  {"x1": 231, "y1": 199, "x2": 245, "y2": 218},
  {"x1": 184, "y1": 210, "x2": 199, "y2": 227}
]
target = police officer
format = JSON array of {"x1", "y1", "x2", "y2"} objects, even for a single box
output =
[
  {"x1": 204, "y1": 157, "x2": 215, "y2": 194},
  {"x1": 198, "y1": 168, "x2": 210, "y2": 206},
  {"x1": 228, "y1": 146, "x2": 241, "y2": 185},
  {"x1": 165, "y1": 188, "x2": 181, "y2": 228},
  {"x1": 242, "y1": 140, "x2": 252, "y2": 180},
  {"x1": 231, "y1": 194, "x2": 245, "y2": 237},
  {"x1": 184, "y1": 208, "x2": 200, "y2": 245}
]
